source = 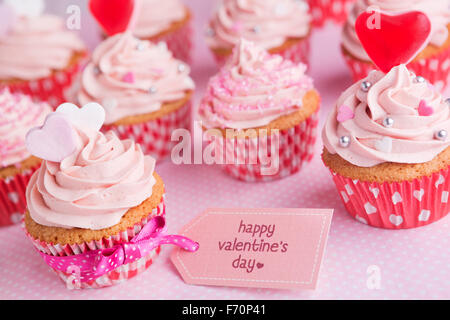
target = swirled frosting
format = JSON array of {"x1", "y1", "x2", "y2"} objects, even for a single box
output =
[
  {"x1": 134, "y1": 0, "x2": 187, "y2": 38},
  {"x1": 0, "y1": 15, "x2": 85, "y2": 80},
  {"x1": 323, "y1": 65, "x2": 450, "y2": 167},
  {"x1": 206, "y1": 0, "x2": 311, "y2": 50},
  {"x1": 199, "y1": 39, "x2": 313, "y2": 129},
  {"x1": 26, "y1": 124, "x2": 157, "y2": 230},
  {"x1": 77, "y1": 32, "x2": 195, "y2": 124},
  {"x1": 342, "y1": 0, "x2": 450, "y2": 61},
  {"x1": 0, "y1": 89, "x2": 52, "y2": 168}
]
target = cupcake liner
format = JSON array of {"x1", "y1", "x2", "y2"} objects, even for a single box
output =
[
  {"x1": 24, "y1": 196, "x2": 165, "y2": 289},
  {"x1": 343, "y1": 46, "x2": 450, "y2": 92},
  {"x1": 308, "y1": 0, "x2": 356, "y2": 27},
  {"x1": 328, "y1": 167, "x2": 450, "y2": 229},
  {"x1": 102, "y1": 101, "x2": 191, "y2": 162},
  {"x1": 212, "y1": 37, "x2": 310, "y2": 68},
  {"x1": 0, "y1": 164, "x2": 40, "y2": 227},
  {"x1": 0, "y1": 55, "x2": 86, "y2": 108},
  {"x1": 212, "y1": 111, "x2": 319, "y2": 182}
]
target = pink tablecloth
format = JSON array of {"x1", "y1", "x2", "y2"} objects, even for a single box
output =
[{"x1": 0, "y1": 0, "x2": 449, "y2": 300}]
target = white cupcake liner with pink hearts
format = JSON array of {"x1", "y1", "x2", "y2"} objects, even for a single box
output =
[
  {"x1": 212, "y1": 111, "x2": 319, "y2": 182},
  {"x1": 343, "y1": 46, "x2": 450, "y2": 92},
  {"x1": 102, "y1": 101, "x2": 191, "y2": 162},
  {"x1": 212, "y1": 37, "x2": 310, "y2": 68},
  {"x1": 24, "y1": 196, "x2": 165, "y2": 289},
  {"x1": 308, "y1": 0, "x2": 356, "y2": 27},
  {"x1": 0, "y1": 164, "x2": 40, "y2": 227},
  {"x1": 328, "y1": 168, "x2": 450, "y2": 229}
]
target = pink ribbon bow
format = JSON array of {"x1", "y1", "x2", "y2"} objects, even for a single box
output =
[{"x1": 38, "y1": 216, "x2": 199, "y2": 283}]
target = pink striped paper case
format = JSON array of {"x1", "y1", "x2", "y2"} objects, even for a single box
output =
[
  {"x1": 328, "y1": 168, "x2": 450, "y2": 229},
  {"x1": 24, "y1": 196, "x2": 165, "y2": 289},
  {"x1": 0, "y1": 54, "x2": 87, "y2": 108},
  {"x1": 308, "y1": 0, "x2": 356, "y2": 27},
  {"x1": 0, "y1": 164, "x2": 40, "y2": 227},
  {"x1": 343, "y1": 46, "x2": 450, "y2": 92},
  {"x1": 212, "y1": 37, "x2": 310, "y2": 68},
  {"x1": 102, "y1": 101, "x2": 191, "y2": 162},
  {"x1": 212, "y1": 111, "x2": 319, "y2": 182}
]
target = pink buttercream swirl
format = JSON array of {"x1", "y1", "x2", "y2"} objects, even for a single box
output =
[
  {"x1": 0, "y1": 89, "x2": 52, "y2": 168},
  {"x1": 199, "y1": 39, "x2": 313, "y2": 129},
  {"x1": 134, "y1": 0, "x2": 187, "y2": 38},
  {"x1": 0, "y1": 15, "x2": 85, "y2": 80},
  {"x1": 342, "y1": 0, "x2": 450, "y2": 61},
  {"x1": 206, "y1": 0, "x2": 311, "y2": 50},
  {"x1": 26, "y1": 126, "x2": 157, "y2": 230},
  {"x1": 77, "y1": 32, "x2": 195, "y2": 124},
  {"x1": 323, "y1": 65, "x2": 450, "y2": 167}
]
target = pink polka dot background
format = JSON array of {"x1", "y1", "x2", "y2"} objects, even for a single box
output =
[{"x1": 0, "y1": 0, "x2": 449, "y2": 299}]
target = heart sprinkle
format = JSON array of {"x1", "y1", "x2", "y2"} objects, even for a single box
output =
[
  {"x1": 418, "y1": 99, "x2": 434, "y2": 116},
  {"x1": 337, "y1": 105, "x2": 355, "y2": 122},
  {"x1": 122, "y1": 71, "x2": 135, "y2": 83}
]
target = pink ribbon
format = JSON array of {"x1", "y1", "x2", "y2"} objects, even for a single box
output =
[{"x1": 38, "y1": 216, "x2": 199, "y2": 283}]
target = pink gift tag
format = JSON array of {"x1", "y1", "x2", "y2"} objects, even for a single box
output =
[{"x1": 171, "y1": 208, "x2": 333, "y2": 290}]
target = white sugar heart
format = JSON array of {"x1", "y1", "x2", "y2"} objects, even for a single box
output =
[
  {"x1": 345, "y1": 184, "x2": 354, "y2": 195},
  {"x1": 389, "y1": 214, "x2": 403, "y2": 226},
  {"x1": 8, "y1": 192, "x2": 19, "y2": 204},
  {"x1": 374, "y1": 137, "x2": 393, "y2": 153},
  {"x1": 413, "y1": 189, "x2": 425, "y2": 201},
  {"x1": 340, "y1": 191, "x2": 349, "y2": 203},
  {"x1": 442, "y1": 191, "x2": 449, "y2": 203},
  {"x1": 364, "y1": 202, "x2": 377, "y2": 215},
  {"x1": 56, "y1": 102, "x2": 105, "y2": 131},
  {"x1": 355, "y1": 215, "x2": 368, "y2": 225},
  {"x1": 369, "y1": 187, "x2": 380, "y2": 199},
  {"x1": 10, "y1": 212, "x2": 22, "y2": 224},
  {"x1": 4, "y1": 0, "x2": 44, "y2": 17},
  {"x1": 392, "y1": 192, "x2": 403, "y2": 205},
  {"x1": 418, "y1": 210, "x2": 431, "y2": 222},
  {"x1": 435, "y1": 174, "x2": 445, "y2": 188}
]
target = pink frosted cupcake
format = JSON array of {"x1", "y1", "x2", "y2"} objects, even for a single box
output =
[
  {"x1": 0, "y1": 2, "x2": 87, "y2": 107},
  {"x1": 342, "y1": 0, "x2": 450, "y2": 90},
  {"x1": 199, "y1": 40, "x2": 320, "y2": 182},
  {"x1": 206, "y1": 0, "x2": 311, "y2": 67},
  {"x1": 74, "y1": 32, "x2": 195, "y2": 161},
  {"x1": 308, "y1": 0, "x2": 357, "y2": 27},
  {"x1": 133, "y1": 0, "x2": 193, "y2": 63},
  {"x1": 322, "y1": 65, "x2": 450, "y2": 229},
  {"x1": 0, "y1": 89, "x2": 52, "y2": 226}
]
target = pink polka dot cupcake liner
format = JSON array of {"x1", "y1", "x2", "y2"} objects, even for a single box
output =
[
  {"x1": 150, "y1": 22, "x2": 193, "y2": 64},
  {"x1": 0, "y1": 56, "x2": 87, "y2": 108},
  {"x1": 212, "y1": 37, "x2": 310, "y2": 68},
  {"x1": 24, "y1": 196, "x2": 165, "y2": 289},
  {"x1": 0, "y1": 164, "x2": 40, "y2": 227},
  {"x1": 308, "y1": 0, "x2": 356, "y2": 27},
  {"x1": 343, "y1": 46, "x2": 450, "y2": 92},
  {"x1": 102, "y1": 101, "x2": 191, "y2": 162},
  {"x1": 213, "y1": 111, "x2": 319, "y2": 182},
  {"x1": 328, "y1": 168, "x2": 450, "y2": 229}
]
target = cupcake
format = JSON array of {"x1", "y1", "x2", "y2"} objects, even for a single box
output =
[
  {"x1": 308, "y1": 0, "x2": 357, "y2": 27},
  {"x1": 322, "y1": 65, "x2": 450, "y2": 229},
  {"x1": 75, "y1": 32, "x2": 195, "y2": 161},
  {"x1": 205, "y1": 0, "x2": 311, "y2": 67},
  {"x1": 133, "y1": 0, "x2": 193, "y2": 63},
  {"x1": 342, "y1": 0, "x2": 450, "y2": 90},
  {"x1": 23, "y1": 103, "x2": 174, "y2": 288},
  {"x1": 0, "y1": 89, "x2": 52, "y2": 226},
  {"x1": 198, "y1": 39, "x2": 320, "y2": 182},
  {"x1": 0, "y1": 2, "x2": 87, "y2": 107}
]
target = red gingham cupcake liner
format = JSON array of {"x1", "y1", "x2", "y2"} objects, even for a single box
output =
[
  {"x1": 102, "y1": 101, "x2": 191, "y2": 161},
  {"x1": 328, "y1": 167, "x2": 450, "y2": 229},
  {"x1": 0, "y1": 54, "x2": 87, "y2": 108},
  {"x1": 24, "y1": 196, "x2": 165, "y2": 289},
  {"x1": 308, "y1": 0, "x2": 356, "y2": 27},
  {"x1": 213, "y1": 111, "x2": 319, "y2": 182},
  {"x1": 0, "y1": 163, "x2": 40, "y2": 227},
  {"x1": 343, "y1": 46, "x2": 450, "y2": 92},
  {"x1": 212, "y1": 37, "x2": 310, "y2": 68}
]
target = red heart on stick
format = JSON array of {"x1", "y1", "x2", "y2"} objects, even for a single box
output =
[
  {"x1": 89, "y1": 0, "x2": 135, "y2": 36},
  {"x1": 355, "y1": 10, "x2": 432, "y2": 73}
]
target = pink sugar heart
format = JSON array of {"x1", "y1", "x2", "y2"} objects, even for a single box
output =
[
  {"x1": 337, "y1": 105, "x2": 355, "y2": 122},
  {"x1": 0, "y1": 5, "x2": 16, "y2": 38},
  {"x1": 26, "y1": 114, "x2": 77, "y2": 162},
  {"x1": 122, "y1": 71, "x2": 135, "y2": 83},
  {"x1": 418, "y1": 99, "x2": 434, "y2": 116}
]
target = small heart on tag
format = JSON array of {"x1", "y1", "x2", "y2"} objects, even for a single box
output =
[
  {"x1": 256, "y1": 262, "x2": 264, "y2": 269},
  {"x1": 418, "y1": 99, "x2": 434, "y2": 116},
  {"x1": 56, "y1": 102, "x2": 105, "y2": 131},
  {"x1": 337, "y1": 105, "x2": 355, "y2": 122}
]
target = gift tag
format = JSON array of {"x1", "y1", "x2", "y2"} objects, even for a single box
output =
[{"x1": 171, "y1": 208, "x2": 333, "y2": 290}]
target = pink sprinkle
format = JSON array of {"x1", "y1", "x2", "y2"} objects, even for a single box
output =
[
  {"x1": 122, "y1": 72, "x2": 135, "y2": 83},
  {"x1": 418, "y1": 99, "x2": 434, "y2": 116}
]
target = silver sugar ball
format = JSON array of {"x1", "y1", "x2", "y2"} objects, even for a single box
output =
[
  {"x1": 252, "y1": 25, "x2": 261, "y2": 33},
  {"x1": 445, "y1": 98, "x2": 450, "y2": 107},
  {"x1": 149, "y1": 86, "x2": 157, "y2": 94},
  {"x1": 361, "y1": 81, "x2": 372, "y2": 92},
  {"x1": 205, "y1": 28, "x2": 215, "y2": 37},
  {"x1": 382, "y1": 117, "x2": 394, "y2": 128},
  {"x1": 93, "y1": 66, "x2": 101, "y2": 75},
  {"x1": 339, "y1": 136, "x2": 351, "y2": 148},
  {"x1": 435, "y1": 130, "x2": 448, "y2": 141},
  {"x1": 415, "y1": 76, "x2": 426, "y2": 83},
  {"x1": 177, "y1": 63, "x2": 186, "y2": 73},
  {"x1": 136, "y1": 41, "x2": 145, "y2": 51}
]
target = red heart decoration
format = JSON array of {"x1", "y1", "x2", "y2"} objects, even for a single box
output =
[
  {"x1": 89, "y1": 0, "x2": 135, "y2": 36},
  {"x1": 355, "y1": 11, "x2": 432, "y2": 73}
]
